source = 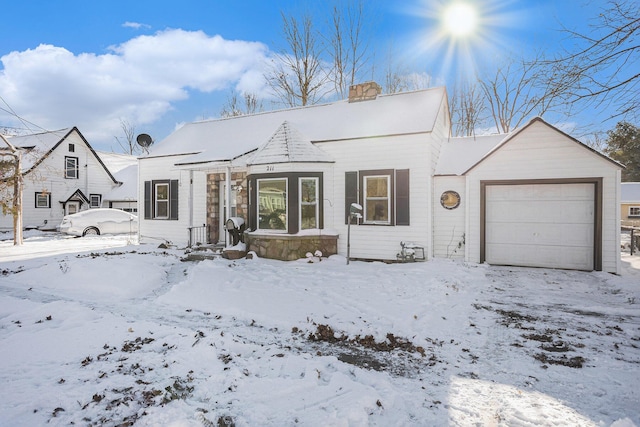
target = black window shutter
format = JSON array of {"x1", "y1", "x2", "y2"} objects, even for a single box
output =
[
  {"x1": 345, "y1": 171, "x2": 358, "y2": 224},
  {"x1": 395, "y1": 169, "x2": 410, "y2": 225},
  {"x1": 144, "y1": 181, "x2": 152, "y2": 220},
  {"x1": 169, "y1": 179, "x2": 179, "y2": 220}
]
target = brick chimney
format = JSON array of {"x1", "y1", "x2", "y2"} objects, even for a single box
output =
[{"x1": 348, "y1": 81, "x2": 382, "y2": 103}]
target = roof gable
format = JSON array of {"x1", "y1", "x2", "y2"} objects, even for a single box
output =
[
  {"x1": 462, "y1": 117, "x2": 623, "y2": 174},
  {"x1": 248, "y1": 121, "x2": 334, "y2": 165},
  {"x1": 3, "y1": 127, "x2": 119, "y2": 183}
]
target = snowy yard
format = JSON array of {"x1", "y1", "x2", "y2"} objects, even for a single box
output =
[{"x1": 0, "y1": 232, "x2": 638, "y2": 426}]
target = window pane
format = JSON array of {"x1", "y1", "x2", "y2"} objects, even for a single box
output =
[
  {"x1": 300, "y1": 178, "x2": 318, "y2": 230},
  {"x1": 155, "y1": 184, "x2": 169, "y2": 218},
  {"x1": 258, "y1": 179, "x2": 287, "y2": 230},
  {"x1": 156, "y1": 201, "x2": 168, "y2": 217},
  {"x1": 364, "y1": 176, "x2": 390, "y2": 223},
  {"x1": 36, "y1": 193, "x2": 48, "y2": 208},
  {"x1": 301, "y1": 205, "x2": 317, "y2": 229},
  {"x1": 301, "y1": 179, "x2": 316, "y2": 203},
  {"x1": 366, "y1": 177, "x2": 388, "y2": 197},
  {"x1": 366, "y1": 200, "x2": 388, "y2": 222}
]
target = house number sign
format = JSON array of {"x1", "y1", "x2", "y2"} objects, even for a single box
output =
[
  {"x1": 266, "y1": 165, "x2": 275, "y2": 172},
  {"x1": 440, "y1": 190, "x2": 461, "y2": 210}
]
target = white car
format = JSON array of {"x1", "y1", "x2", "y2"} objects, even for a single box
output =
[{"x1": 58, "y1": 208, "x2": 138, "y2": 237}]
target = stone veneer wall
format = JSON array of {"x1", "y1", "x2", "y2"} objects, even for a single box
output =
[
  {"x1": 206, "y1": 172, "x2": 248, "y2": 243},
  {"x1": 246, "y1": 233, "x2": 338, "y2": 261}
]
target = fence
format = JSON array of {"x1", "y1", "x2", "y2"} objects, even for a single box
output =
[{"x1": 187, "y1": 224, "x2": 210, "y2": 247}]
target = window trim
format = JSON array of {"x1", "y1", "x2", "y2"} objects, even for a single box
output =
[
  {"x1": 65, "y1": 156, "x2": 79, "y2": 179},
  {"x1": 89, "y1": 194, "x2": 102, "y2": 208},
  {"x1": 299, "y1": 177, "x2": 319, "y2": 230},
  {"x1": 35, "y1": 192, "x2": 51, "y2": 209},
  {"x1": 154, "y1": 182, "x2": 170, "y2": 219},
  {"x1": 257, "y1": 177, "x2": 288, "y2": 232},
  {"x1": 361, "y1": 170, "x2": 394, "y2": 225}
]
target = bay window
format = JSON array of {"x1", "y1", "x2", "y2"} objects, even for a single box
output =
[
  {"x1": 258, "y1": 178, "x2": 287, "y2": 231},
  {"x1": 300, "y1": 177, "x2": 319, "y2": 229}
]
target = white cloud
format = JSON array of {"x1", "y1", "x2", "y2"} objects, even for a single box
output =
[
  {"x1": 0, "y1": 29, "x2": 269, "y2": 149},
  {"x1": 122, "y1": 21, "x2": 150, "y2": 30}
]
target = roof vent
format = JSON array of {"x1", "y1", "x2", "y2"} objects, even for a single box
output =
[{"x1": 348, "y1": 81, "x2": 382, "y2": 103}]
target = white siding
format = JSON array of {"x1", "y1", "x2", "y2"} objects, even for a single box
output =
[
  {"x1": 433, "y1": 176, "x2": 466, "y2": 259},
  {"x1": 317, "y1": 133, "x2": 434, "y2": 261},
  {"x1": 465, "y1": 120, "x2": 621, "y2": 274},
  {"x1": 0, "y1": 130, "x2": 118, "y2": 230},
  {"x1": 138, "y1": 155, "x2": 194, "y2": 246}
]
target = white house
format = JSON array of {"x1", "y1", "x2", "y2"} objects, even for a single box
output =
[
  {"x1": 0, "y1": 127, "x2": 123, "y2": 230},
  {"x1": 138, "y1": 84, "x2": 622, "y2": 273}
]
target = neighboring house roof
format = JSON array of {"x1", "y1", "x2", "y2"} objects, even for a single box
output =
[
  {"x1": 621, "y1": 182, "x2": 640, "y2": 203},
  {"x1": 247, "y1": 121, "x2": 334, "y2": 165},
  {"x1": 103, "y1": 164, "x2": 138, "y2": 201},
  {"x1": 435, "y1": 133, "x2": 506, "y2": 175},
  {"x1": 2, "y1": 127, "x2": 119, "y2": 183},
  {"x1": 148, "y1": 87, "x2": 448, "y2": 162},
  {"x1": 97, "y1": 151, "x2": 137, "y2": 174}
]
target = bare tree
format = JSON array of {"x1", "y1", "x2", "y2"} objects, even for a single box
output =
[
  {"x1": 265, "y1": 12, "x2": 330, "y2": 107},
  {"x1": 548, "y1": 0, "x2": 639, "y2": 121},
  {"x1": 220, "y1": 91, "x2": 264, "y2": 117},
  {"x1": 478, "y1": 54, "x2": 562, "y2": 133},
  {"x1": 0, "y1": 134, "x2": 23, "y2": 245},
  {"x1": 114, "y1": 119, "x2": 146, "y2": 155},
  {"x1": 449, "y1": 80, "x2": 486, "y2": 137},
  {"x1": 328, "y1": 0, "x2": 370, "y2": 99}
]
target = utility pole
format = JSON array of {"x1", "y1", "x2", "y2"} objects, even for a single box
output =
[{"x1": 1, "y1": 134, "x2": 23, "y2": 245}]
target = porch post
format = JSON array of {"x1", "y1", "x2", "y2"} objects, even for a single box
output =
[{"x1": 225, "y1": 165, "x2": 232, "y2": 246}]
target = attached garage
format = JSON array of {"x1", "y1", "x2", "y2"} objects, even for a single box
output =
[{"x1": 481, "y1": 180, "x2": 600, "y2": 271}]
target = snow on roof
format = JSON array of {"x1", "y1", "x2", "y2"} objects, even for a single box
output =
[
  {"x1": 435, "y1": 133, "x2": 506, "y2": 175},
  {"x1": 247, "y1": 121, "x2": 334, "y2": 165},
  {"x1": 621, "y1": 182, "x2": 640, "y2": 202},
  {"x1": 2, "y1": 128, "x2": 73, "y2": 172},
  {"x1": 147, "y1": 87, "x2": 447, "y2": 162},
  {"x1": 96, "y1": 151, "x2": 137, "y2": 174},
  {"x1": 104, "y1": 164, "x2": 138, "y2": 201}
]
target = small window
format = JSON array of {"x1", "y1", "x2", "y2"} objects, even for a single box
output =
[
  {"x1": 68, "y1": 143, "x2": 75, "y2": 152},
  {"x1": 65, "y1": 156, "x2": 78, "y2": 179},
  {"x1": 363, "y1": 175, "x2": 390, "y2": 224},
  {"x1": 35, "y1": 192, "x2": 50, "y2": 208},
  {"x1": 90, "y1": 194, "x2": 102, "y2": 208},
  {"x1": 629, "y1": 206, "x2": 640, "y2": 217},
  {"x1": 300, "y1": 177, "x2": 318, "y2": 230},
  {"x1": 258, "y1": 178, "x2": 287, "y2": 231},
  {"x1": 155, "y1": 183, "x2": 169, "y2": 219}
]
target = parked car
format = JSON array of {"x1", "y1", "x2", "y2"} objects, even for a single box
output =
[{"x1": 58, "y1": 208, "x2": 138, "y2": 237}]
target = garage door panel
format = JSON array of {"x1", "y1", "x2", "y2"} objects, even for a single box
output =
[
  {"x1": 487, "y1": 222, "x2": 594, "y2": 247},
  {"x1": 487, "y1": 200, "x2": 593, "y2": 223},
  {"x1": 486, "y1": 243, "x2": 593, "y2": 270},
  {"x1": 485, "y1": 183, "x2": 595, "y2": 270}
]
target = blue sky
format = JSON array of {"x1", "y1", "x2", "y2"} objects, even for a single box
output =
[{"x1": 0, "y1": 1, "x2": 606, "y2": 152}]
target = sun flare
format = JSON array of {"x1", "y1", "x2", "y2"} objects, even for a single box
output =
[{"x1": 443, "y1": 2, "x2": 478, "y2": 37}]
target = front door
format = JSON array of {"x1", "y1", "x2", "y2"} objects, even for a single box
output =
[
  {"x1": 66, "y1": 201, "x2": 80, "y2": 215},
  {"x1": 218, "y1": 182, "x2": 237, "y2": 245}
]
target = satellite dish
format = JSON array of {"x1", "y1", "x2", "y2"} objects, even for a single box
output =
[{"x1": 136, "y1": 133, "x2": 153, "y2": 148}]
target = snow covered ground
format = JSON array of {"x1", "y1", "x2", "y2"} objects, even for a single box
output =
[{"x1": 0, "y1": 232, "x2": 638, "y2": 426}]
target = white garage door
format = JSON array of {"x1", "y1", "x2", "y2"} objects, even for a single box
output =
[{"x1": 485, "y1": 183, "x2": 595, "y2": 270}]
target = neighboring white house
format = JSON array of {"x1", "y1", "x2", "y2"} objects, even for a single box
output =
[
  {"x1": 0, "y1": 127, "x2": 123, "y2": 230},
  {"x1": 138, "y1": 83, "x2": 623, "y2": 273},
  {"x1": 620, "y1": 182, "x2": 640, "y2": 226}
]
